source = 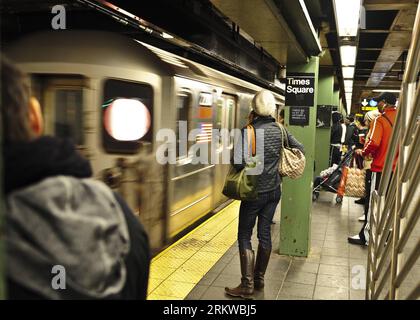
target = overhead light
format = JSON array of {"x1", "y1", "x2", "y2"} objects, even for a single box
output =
[
  {"x1": 346, "y1": 93, "x2": 352, "y2": 100},
  {"x1": 346, "y1": 103, "x2": 351, "y2": 115},
  {"x1": 333, "y1": 0, "x2": 362, "y2": 37},
  {"x1": 344, "y1": 80, "x2": 354, "y2": 88},
  {"x1": 342, "y1": 67, "x2": 355, "y2": 78},
  {"x1": 372, "y1": 89, "x2": 401, "y2": 93},
  {"x1": 340, "y1": 46, "x2": 357, "y2": 66},
  {"x1": 161, "y1": 32, "x2": 174, "y2": 39}
]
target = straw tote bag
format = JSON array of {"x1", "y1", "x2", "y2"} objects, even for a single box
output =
[
  {"x1": 277, "y1": 123, "x2": 306, "y2": 179},
  {"x1": 223, "y1": 125, "x2": 259, "y2": 200},
  {"x1": 341, "y1": 154, "x2": 366, "y2": 198}
]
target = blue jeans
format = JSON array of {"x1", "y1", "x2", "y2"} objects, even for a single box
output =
[{"x1": 238, "y1": 187, "x2": 281, "y2": 251}]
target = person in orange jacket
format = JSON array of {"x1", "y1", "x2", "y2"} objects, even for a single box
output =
[{"x1": 348, "y1": 92, "x2": 398, "y2": 246}]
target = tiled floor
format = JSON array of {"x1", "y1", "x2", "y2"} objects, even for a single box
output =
[{"x1": 186, "y1": 192, "x2": 369, "y2": 300}]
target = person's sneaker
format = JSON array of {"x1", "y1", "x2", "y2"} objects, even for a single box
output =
[
  {"x1": 355, "y1": 198, "x2": 366, "y2": 205},
  {"x1": 347, "y1": 235, "x2": 367, "y2": 246},
  {"x1": 358, "y1": 215, "x2": 366, "y2": 222}
]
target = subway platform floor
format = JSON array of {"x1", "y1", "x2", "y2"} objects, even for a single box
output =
[{"x1": 148, "y1": 192, "x2": 369, "y2": 300}]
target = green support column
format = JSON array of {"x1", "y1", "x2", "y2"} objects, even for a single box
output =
[
  {"x1": 314, "y1": 69, "x2": 334, "y2": 177},
  {"x1": 279, "y1": 57, "x2": 319, "y2": 257},
  {"x1": 333, "y1": 90, "x2": 340, "y2": 108}
]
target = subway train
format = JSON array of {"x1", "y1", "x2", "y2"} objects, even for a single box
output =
[{"x1": 5, "y1": 30, "x2": 284, "y2": 254}]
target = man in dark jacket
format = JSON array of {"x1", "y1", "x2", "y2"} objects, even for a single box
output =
[
  {"x1": 330, "y1": 111, "x2": 344, "y2": 165},
  {"x1": 344, "y1": 115, "x2": 359, "y2": 149},
  {"x1": 1, "y1": 55, "x2": 150, "y2": 299},
  {"x1": 225, "y1": 90, "x2": 304, "y2": 299}
]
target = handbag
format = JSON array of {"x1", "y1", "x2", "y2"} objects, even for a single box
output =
[
  {"x1": 338, "y1": 153, "x2": 366, "y2": 198},
  {"x1": 277, "y1": 123, "x2": 306, "y2": 179},
  {"x1": 222, "y1": 125, "x2": 259, "y2": 200}
]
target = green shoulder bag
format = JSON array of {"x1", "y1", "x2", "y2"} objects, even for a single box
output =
[{"x1": 222, "y1": 125, "x2": 259, "y2": 201}]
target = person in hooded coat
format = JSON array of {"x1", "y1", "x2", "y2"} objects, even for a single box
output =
[
  {"x1": 1, "y1": 55, "x2": 150, "y2": 299},
  {"x1": 224, "y1": 90, "x2": 304, "y2": 299},
  {"x1": 330, "y1": 111, "x2": 344, "y2": 166}
]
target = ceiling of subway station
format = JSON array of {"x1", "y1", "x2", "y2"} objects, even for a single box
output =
[
  {"x1": 1, "y1": 0, "x2": 418, "y2": 114},
  {"x1": 211, "y1": 0, "x2": 418, "y2": 113}
]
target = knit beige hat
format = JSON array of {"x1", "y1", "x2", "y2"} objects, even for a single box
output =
[
  {"x1": 364, "y1": 109, "x2": 381, "y2": 122},
  {"x1": 251, "y1": 90, "x2": 276, "y2": 117}
]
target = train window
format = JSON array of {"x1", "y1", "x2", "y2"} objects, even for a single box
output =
[
  {"x1": 215, "y1": 94, "x2": 236, "y2": 148},
  {"x1": 30, "y1": 75, "x2": 85, "y2": 146},
  {"x1": 102, "y1": 79, "x2": 153, "y2": 154},
  {"x1": 55, "y1": 89, "x2": 84, "y2": 145},
  {"x1": 226, "y1": 98, "x2": 236, "y2": 147},
  {"x1": 176, "y1": 91, "x2": 192, "y2": 158},
  {"x1": 196, "y1": 92, "x2": 213, "y2": 144}
]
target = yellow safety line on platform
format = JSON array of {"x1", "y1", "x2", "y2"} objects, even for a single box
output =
[{"x1": 147, "y1": 201, "x2": 240, "y2": 300}]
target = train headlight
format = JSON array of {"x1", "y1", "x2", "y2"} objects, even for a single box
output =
[{"x1": 103, "y1": 98, "x2": 151, "y2": 141}]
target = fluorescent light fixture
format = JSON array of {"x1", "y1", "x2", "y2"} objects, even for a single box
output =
[
  {"x1": 342, "y1": 67, "x2": 355, "y2": 78},
  {"x1": 161, "y1": 32, "x2": 174, "y2": 39},
  {"x1": 333, "y1": 0, "x2": 362, "y2": 37},
  {"x1": 372, "y1": 89, "x2": 401, "y2": 93},
  {"x1": 346, "y1": 103, "x2": 351, "y2": 115},
  {"x1": 340, "y1": 46, "x2": 357, "y2": 66},
  {"x1": 344, "y1": 80, "x2": 354, "y2": 88}
]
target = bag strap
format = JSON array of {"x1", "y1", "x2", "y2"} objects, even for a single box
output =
[
  {"x1": 277, "y1": 123, "x2": 289, "y2": 148},
  {"x1": 382, "y1": 114, "x2": 393, "y2": 128},
  {"x1": 247, "y1": 125, "x2": 256, "y2": 157}
]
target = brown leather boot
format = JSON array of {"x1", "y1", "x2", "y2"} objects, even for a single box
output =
[
  {"x1": 225, "y1": 249, "x2": 254, "y2": 299},
  {"x1": 254, "y1": 244, "x2": 271, "y2": 290}
]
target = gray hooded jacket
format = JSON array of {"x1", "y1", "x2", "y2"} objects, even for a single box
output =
[{"x1": 6, "y1": 176, "x2": 130, "y2": 299}]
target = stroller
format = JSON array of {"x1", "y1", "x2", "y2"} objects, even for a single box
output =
[{"x1": 312, "y1": 149, "x2": 354, "y2": 204}]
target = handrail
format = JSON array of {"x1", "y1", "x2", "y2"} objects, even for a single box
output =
[
  {"x1": 407, "y1": 284, "x2": 420, "y2": 300},
  {"x1": 401, "y1": 125, "x2": 420, "y2": 181},
  {"x1": 394, "y1": 238, "x2": 420, "y2": 288},
  {"x1": 377, "y1": 191, "x2": 395, "y2": 237},
  {"x1": 373, "y1": 263, "x2": 391, "y2": 300},
  {"x1": 366, "y1": 1, "x2": 420, "y2": 300},
  {"x1": 373, "y1": 237, "x2": 392, "y2": 281},
  {"x1": 403, "y1": 3, "x2": 420, "y2": 84},
  {"x1": 402, "y1": 83, "x2": 420, "y2": 146},
  {"x1": 377, "y1": 108, "x2": 401, "y2": 196},
  {"x1": 396, "y1": 195, "x2": 420, "y2": 253},
  {"x1": 397, "y1": 158, "x2": 420, "y2": 219}
]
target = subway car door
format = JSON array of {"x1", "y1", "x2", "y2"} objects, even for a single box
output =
[{"x1": 213, "y1": 93, "x2": 236, "y2": 208}]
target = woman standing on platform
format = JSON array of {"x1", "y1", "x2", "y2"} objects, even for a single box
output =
[{"x1": 225, "y1": 90, "x2": 304, "y2": 299}]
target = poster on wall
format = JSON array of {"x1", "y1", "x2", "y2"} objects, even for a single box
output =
[
  {"x1": 289, "y1": 106, "x2": 310, "y2": 126},
  {"x1": 316, "y1": 105, "x2": 334, "y2": 128}
]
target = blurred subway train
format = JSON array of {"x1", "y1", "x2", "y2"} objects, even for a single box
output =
[{"x1": 5, "y1": 30, "x2": 284, "y2": 254}]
